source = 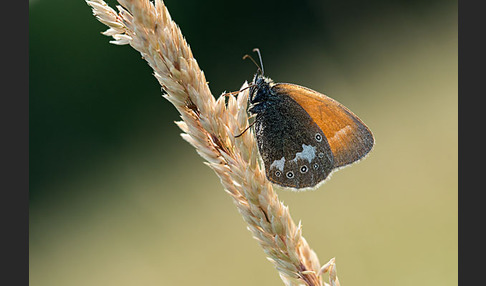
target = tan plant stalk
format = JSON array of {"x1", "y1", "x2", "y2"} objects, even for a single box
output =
[{"x1": 86, "y1": 0, "x2": 340, "y2": 285}]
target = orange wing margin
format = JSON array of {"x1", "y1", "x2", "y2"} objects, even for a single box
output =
[{"x1": 273, "y1": 83, "x2": 374, "y2": 168}]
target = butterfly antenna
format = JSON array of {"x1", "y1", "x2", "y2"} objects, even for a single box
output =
[
  {"x1": 242, "y1": 54, "x2": 263, "y2": 75},
  {"x1": 252, "y1": 48, "x2": 264, "y2": 76}
]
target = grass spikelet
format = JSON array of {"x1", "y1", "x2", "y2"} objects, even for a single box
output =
[{"x1": 86, "y1": 0, "x2": 341, "y2": 285}]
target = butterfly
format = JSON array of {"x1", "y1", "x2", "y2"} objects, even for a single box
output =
[{"x1": 243, "y1": 49, "x2": 374, "y2": 190}]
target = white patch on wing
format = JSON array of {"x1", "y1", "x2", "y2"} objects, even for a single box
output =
[
  {"x1": 330, "y1": 125, "x2": 352, "y2": 142},
  {"x1": 291, "y1": 144, "x2": 316, "y2": 163},
  {"x1": 270, "y1": 157, "x2": 286, "y2": 171}
]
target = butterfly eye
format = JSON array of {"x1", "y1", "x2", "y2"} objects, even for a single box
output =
[
  {"x1": 275, "y1": 171, "x2": 281, "y2": 177},
  {"x1": 313, "y1": 163, "x2": 319, "y2": 169},
  {"x1": 315, "y1": 133, "x2": 323, "y2": 142},
  {"x1": 300, "y1": 165, "x2": 308, "y2": 173},
  {"x1": 286, "y1": 171, "x2": 294, "y2": 178}
]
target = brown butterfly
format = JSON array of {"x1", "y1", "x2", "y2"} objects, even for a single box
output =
[{"x1": 245, "y1": 49, "x2": 374, "y2": 190}]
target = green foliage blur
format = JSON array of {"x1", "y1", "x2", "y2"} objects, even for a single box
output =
[{"x1": 30, "y1": 0, "x2": 457, "y2": 285}]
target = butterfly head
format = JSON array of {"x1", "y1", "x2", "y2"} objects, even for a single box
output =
[
  {"x1": 243, "y1": 48, "x2": 277, "y2": 105},
  {"x1": 249, "y1": 74, "x2": 275, "y2": 105}
]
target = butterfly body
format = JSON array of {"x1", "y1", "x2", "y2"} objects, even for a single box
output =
[{"x1": 248, "y1": 74, "x2": 374, "y2": 190}]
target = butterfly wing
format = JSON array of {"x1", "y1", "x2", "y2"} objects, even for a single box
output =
[
  {"x1": 253, "y1": 93, "x2": 334, "y2": 189},
  {"x1": 273, "y1": 83, "x2": 374, "y2": 168}
]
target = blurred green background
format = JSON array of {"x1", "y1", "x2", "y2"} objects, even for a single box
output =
[{"x1": 29, "y1": 0, "x2": 457, "y2": 285}]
